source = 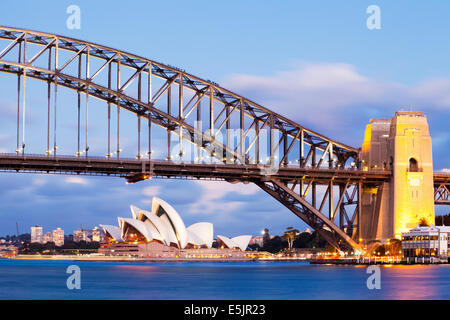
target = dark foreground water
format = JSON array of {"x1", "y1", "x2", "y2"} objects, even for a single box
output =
[{"x1": 0, "y1": 259, "x2": 449, "y2": 299}]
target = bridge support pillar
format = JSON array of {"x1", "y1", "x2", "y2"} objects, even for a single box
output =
[{"x1": 361, "y1": 111, "x2": 435, "y2": 243}]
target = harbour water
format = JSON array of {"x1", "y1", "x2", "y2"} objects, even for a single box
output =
[{"x1": 0, "y1": 259, "x2": 449, "y2": 299}]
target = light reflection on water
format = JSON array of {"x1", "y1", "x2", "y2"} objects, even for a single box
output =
[
  {"x1": 0, "y1": 259, "x2": 448, "y2": 300},
  {"x1": 114, "y1": 265, "x2": 160, "y2": 272},
  {"x1": 379, "y1": 265, "x2": 444, "y2": 300}
]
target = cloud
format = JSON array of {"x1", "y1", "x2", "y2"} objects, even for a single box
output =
[
  {"x1": 188, "y1": 180, "x2": 259, "y2": 215},
  {"x1": 32, "y1": 177, "x2": 48, "y2": 186},
  {"x1": 140, "y1": 185, "x2": 161, "y2": 206},
  {"x1": 223, "y1": 62, "x2": 395, "y2": 127},
  {"x1": 411, "y1": 78, "x2": 450, "y2": 109},
  {"x1": 141, "y1": 185, "x2": 161, "y2": 197},
  {"x1": 64, "y1": 176, "x2": 90, "y2": 185},
  {"x1": 222, "y1": 61, "x2": 450, "y2": 129}
]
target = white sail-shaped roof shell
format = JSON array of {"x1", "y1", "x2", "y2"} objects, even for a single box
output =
[
  {"x1": 231, "y1": 235, "x2": 252, "y2": 251},
  {"x1": 100, "y1": 225, "x2": 122, "y2": 242},
  {"x1": 186, "y1": 229, "x2": 206, "y2": 247},
  {"x1": 217, "y1": 235, "x2": 238, "y2": 250},
  {"x1": 138, "y1": 209, "x2": 178, "y2": 246},
  {"x1": 142, "y1": 220, "x2": 165, "y2": 243},
  {"x1": 217, "y1": 235, "x2": 251, "y2": 251},
  {"x1": 187, "y1": 222, "x2": 214, "y2": 248},
  {"x1": 119, "y1": 218, "x2": 154, "y2": 242},
  {"x1": 130, "y1": 205, "x2": 140, "y2": 220},
  {"x1": 151, "y1": 197, "x2": 187, "y2": 248}
]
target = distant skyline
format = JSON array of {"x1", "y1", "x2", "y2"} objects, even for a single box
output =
[{"x1": 0, "y1": 1, "x2": 449, "y2": 236}]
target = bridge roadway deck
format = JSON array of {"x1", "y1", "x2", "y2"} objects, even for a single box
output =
[
  {"x1": 0, "y1": 153, "x2": 394, "y2": 184},
  {"x1": 434, "y1": 172, "x2": 450, "y2": 184},
  {"x1": 0, "y1": 154, "x2": 447, "y2": 185}
]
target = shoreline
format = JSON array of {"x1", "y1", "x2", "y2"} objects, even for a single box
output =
[
  {"x1": 5, "y1": 255, "x2": 448, "y2": 265},
  {"x1": 10, "y1": 254, "x2": 309, "y2": 263}
]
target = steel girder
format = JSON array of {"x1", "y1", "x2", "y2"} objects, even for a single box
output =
[
  {"x1": 434, "y1": 183, "x2": 450, "y2": 205},
  {"x1": 434, "y1": 173, "x2": 450, "y2": 205},
  {"x1": 255, "y1": 178, "x2": 363, "y2": 252}
]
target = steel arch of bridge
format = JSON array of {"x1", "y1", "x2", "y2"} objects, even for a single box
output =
[{"x1": 0, "y1": 26, "x2": 388, "y2": 252}]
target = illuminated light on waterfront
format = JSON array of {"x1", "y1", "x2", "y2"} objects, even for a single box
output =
[{"x1": 115, "y1": 265, "x2": 159, "y2": 271}]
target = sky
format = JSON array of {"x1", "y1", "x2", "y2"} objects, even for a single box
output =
[{"x1": 0, "y1": 0, "x2": 449, "y2": 236}]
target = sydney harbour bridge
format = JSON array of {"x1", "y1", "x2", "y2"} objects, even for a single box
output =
[{"x1": 0, "y1": 26, "x2": 448, "y2": 252}]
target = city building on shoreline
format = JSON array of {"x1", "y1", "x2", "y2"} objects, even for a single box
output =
[
  {"x1": 30, "y1": 226, "x2": 65, "y2": 246},
  {"x1": 42, "y1": 232, "x2": 52, "y2": 244},
  {"x1": 92, "y1": 227, "x2": 103, "y2": 242},
  {"x1": 73, "y1": 229, "x2": 91, "y2": 242},
  {"x1": 30, "y1": 225, "x2": 43, "y2": 243},
  {"x1": 52, "y1": 228, "x2": 64, "y2": 246},
  {"x1": 401, "y1": 225, "x2": 450, "y2": 261},
  {"x1": 99, "y1": 197, "x2": 253, "y2": 259},
  {"x1": 70, "y1": 227, "x2": 104, "y2": 243}
]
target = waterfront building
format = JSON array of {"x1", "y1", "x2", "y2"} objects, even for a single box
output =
[
  {"x1": 0, "y1": 243, "x2": 18, "y2": 257},
  {"x1": 42, "y1": 232, "x2": 52, "y2": 244},
  {"x1": 92, "y1": 227, "x2": 103, "y2": 242},
  {"x1": 52, "y1": 228, "x2": 64, "y2": 246},
  {"x1": 73, "y1": 229, "x2": 90, "y2": 242},
  {"x1": 401, "y1": 226, "x2": 450, "y2": 261},
  {"x1": 30, "y1": 225, "x2": 43, "y2": 243},
  {"x1": 99, "y1": 197, "x2": 252, "y2": 259}
]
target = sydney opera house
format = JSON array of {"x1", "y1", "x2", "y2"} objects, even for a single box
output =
[{"x1": 99, "y1": 197, "x2": 254, "y2": 260}]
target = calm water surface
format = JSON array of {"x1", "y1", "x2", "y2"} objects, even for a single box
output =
[{"x1": 0, "y1": 259, "x2": 448, "y2": 299}]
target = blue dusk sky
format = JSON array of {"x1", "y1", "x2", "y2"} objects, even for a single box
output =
[{"x1": 0, "y1": 1, "x2": 449, "y2": 236}]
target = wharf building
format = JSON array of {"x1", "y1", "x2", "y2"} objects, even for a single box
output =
[
  {"x1": 99, "y1": 197, "x2": 253, "y2": 260},
  {"x1": 401, "y1": 226, "x2": 450, "y2": 262}
]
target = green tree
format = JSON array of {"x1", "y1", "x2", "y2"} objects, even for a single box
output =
[
  {"x1": 292, "y1": 232, "x2": 312, "y2": 248},
  {"x1": 262, "y1": 236, "x2": 284, "y2": 253}
]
